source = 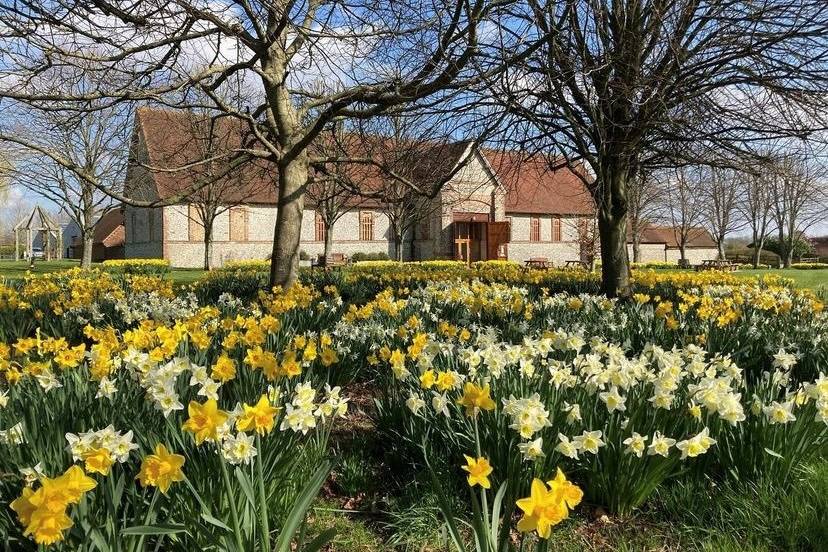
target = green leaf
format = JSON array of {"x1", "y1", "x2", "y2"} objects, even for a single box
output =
[
  {"x1": 274, "y1": 461, "x2": 332, "y2": 552},
  {"x1": 490, "y1": 481, "x2": 508, "y2": 546},
  {"x1": 234, "y1": 466, "x2": 257, "y2": 508},
  {"x1": 121, "y1": 524, "x2": 187, "y2": 536},
  {"x1": 201, "y1": 513, "x2": 232, "y2": 532},
  {"x1": 764, "y1": 447, "x2": 784, "y2": 459}
]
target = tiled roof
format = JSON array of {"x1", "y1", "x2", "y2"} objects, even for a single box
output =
[
  {"x1": 482, "y1": 150, "x2": 595, "y2": 215},
  {"x1": 133, "y1": 108, "x2": 595, "y2": 216},
  {"x1": 636, "y1": 224, "x2": 717, "y2": 248}
]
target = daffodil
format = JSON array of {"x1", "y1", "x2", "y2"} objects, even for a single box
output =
[
  {"x1": 457, "y1": 382, "x2": 496, "y2": 416},
  {"x1": 461, "y1": 455, "x2": 493, "y2": 488},
  {"x1": 236, "y1": 395, "x2": 280, "y2": 435},
  {"x1": 182, "y1": 399, "x2": 229, "y2": 445},
  {"x1": 138, "y1": 444, "x2": 185, "y2": 494}
]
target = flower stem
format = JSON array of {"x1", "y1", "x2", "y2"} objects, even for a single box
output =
[
  {"x1": 219, "y1": 454, "x2": 245, "y2": 552},
  {"x1": 256, "y1": 433, "x2": 271, "y2": 552}
]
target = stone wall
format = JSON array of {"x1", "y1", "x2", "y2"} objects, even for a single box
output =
[
  {"x1": 665, "y1": 247, "x2": 718, "y2": 265},
  {"x1": 161, "y1": 204, "x2": 395, "y2": 268},
  {"x1": 627, "y1": 243, "x2": 667, "y2": 263},
  {"x1": 505, "y1": 214, "x2": 589, "y2": 265}
]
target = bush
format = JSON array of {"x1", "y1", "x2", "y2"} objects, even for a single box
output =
[
  {"x1": 351, "y1": 251, "x2": 390, "y2": 263},
  {"x1": 791, "y1": 262, "x2": 828, "y2": 270},
  {"x1": 763, "y1": 237, "x2": 815, "y2": 260}
]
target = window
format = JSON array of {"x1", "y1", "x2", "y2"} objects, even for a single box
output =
[
  {"x1": 314, "y1": 211, "x2": 326, "y2": 242},
  {"x1": 230, "y1": 207, "x2": 247, "y2": 242},
  {"x1": 188, "y1": 205, "x2": 204, "y2": 242},
  {"x1": 552, "y1": 217, "x2": 562, "y2": 242},
  {"x1": 148, "y1": 209, "x2": 154, "y2": 241},
  {"x1": 529, "y1": 217, "x2": 541, "y2": 242},
  {"x1": 359, "y1": 211, "x2": 374, "y2": 241}
]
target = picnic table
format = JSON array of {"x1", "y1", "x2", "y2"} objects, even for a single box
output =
[
  {"x1": 524, "y1": 257, "x2": 552, "y2": 270},
  {"x1": 695, "y1": 259, "x2": 738, "y2": 272}
]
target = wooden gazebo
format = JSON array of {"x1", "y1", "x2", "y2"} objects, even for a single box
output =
[{"x1": 13, "y1": 205, "x2": 63, "y2": 261}]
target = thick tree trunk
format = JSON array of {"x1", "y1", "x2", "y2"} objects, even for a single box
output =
[
  {"x1": 269, "y1": 157, "x2": 308, "y2": 288},
  {"x1": 597, "y1": 210, "x2": 630, "y2": 298},
  {"x1": 82, "y1": 232, "x2": 94, "y2": 268},
  {"x1": 717, "y1": 240, "x2": 726, "y2": 260}
]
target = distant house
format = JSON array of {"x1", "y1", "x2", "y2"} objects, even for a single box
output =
[
  {"x1": 123, "y1": 108, "x2": 596, "y2": 268},
  {"x1": 628, "y1": 224, "x2": 718, "y2": 264},
  {"x1": 812, "y1": 236, "x2": 828, "y2": 260},
  {"x1": 63, "y1": 208, "x2": 125, "y2": 262}
]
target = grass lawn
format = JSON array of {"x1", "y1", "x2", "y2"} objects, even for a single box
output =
[
  {"x1": 733, "y1": 268, "x2": 828, "y2": 290},
  {"x1": 0, "y1": 259, "x2": 206, "y2": 285}
]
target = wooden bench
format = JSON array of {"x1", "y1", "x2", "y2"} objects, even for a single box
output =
[
  {"x1": 316, "y1": 252, "x2": 349, "y2": 269},
  {"x1": 524, "y1": 257, "x2": 551, "y2": 270}
]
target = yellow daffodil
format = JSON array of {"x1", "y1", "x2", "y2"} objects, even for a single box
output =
[
  {"x1": 457, "y1": 382, "x2": 496, "y2": 416},
  {"x1": 236, "y1": 395, "x2": 280, "y2": 435},
  {"x1": 138, "y1": 444, "x2": 185, "y2": 494},
  {"x1": 182, "y1": 399, "x2": 229, "y2": 445},
  {"x1": 461, "y1": 455, "x2": 493, "y2": 489},
  {"x1": 82, "y1": 448, "x2": 114, "y2": 476}
]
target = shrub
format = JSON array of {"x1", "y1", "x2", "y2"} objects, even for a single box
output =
[{"x1": 791, "y1": 262, "x2": 828, "y2": 270}]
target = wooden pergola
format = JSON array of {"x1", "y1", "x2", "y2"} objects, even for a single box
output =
[{"x1": 13, "y1": 205, "x2": 63, "y2": 262}]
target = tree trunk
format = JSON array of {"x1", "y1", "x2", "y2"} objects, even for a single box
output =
[
  {"x1": 269, "y1": 157, "x2": 308, "y2": 288},
  {"x1": 751, "y1": 230, "x2": 762, "y2": 268},
  {"x1": 679, "y1": 243, "x2": 687, "y2": 263},
  {"x1": 82, "y1": 231, "x2": 93, "y2": 268},
  {"x1": 597, "y1": 209, "x2": 630, "y2": 298},
  {"x1": 323, "y1": 223, "x2": 333, "y2": 261},
  {"x1": 394, "y1": 228, "x2": 403, "y2": 262},
  {"x1": 80, "y1": 184, "x2": 96, "y2": 268},
  {"x1": 203, "y1": 221, "x2": 213, "y2": 270},
  {"x1": 632, "y1": 235, "x2": 640, "y2": 263},
  {"x1": 717, "y1": 239, "x2": 726, "y2": 260}
]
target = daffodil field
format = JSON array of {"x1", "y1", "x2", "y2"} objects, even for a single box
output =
[{"x1": 1, "y1": 260, "x2": 826, "y2": 551}]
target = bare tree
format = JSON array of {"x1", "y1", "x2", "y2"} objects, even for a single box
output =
[
  {"x1": 0, "y1": 0, "x2": 520, "y2": 287},
  {"x1": 492, "y1": 0, "x2": 828, "y2": 295},
  {"x1": 663, "y1": 167, "x2": 706, "y2": 265},
  {"x1": 769, "y1": 154, "x2": 826, "y2": 267},
  {"x1": 628, "y1": 169, "x2": 662, "y2": 263},
  {"x1": 738, "y1": 164, "x2": 775, "y2": 268},
  {"x1": 703, "y1": 167, "x2": 743, "y2": 260},
  {"x1": 306, "y1": 127, "x2": 366, "y2": 262},
  {"x1": 6, "y1": 105, "x2": 129, "y2": 267},
  {"x1": 155, "y1": 109, "x2": 270, "y2": 270}
]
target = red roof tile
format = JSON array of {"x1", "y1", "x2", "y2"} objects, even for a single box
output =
[
  {"x1": 482, "y1": 150, "x2": 595, "y2": 215},
  {"x1": 134, "y1": 108, "x2": 595, "y2": 217}
]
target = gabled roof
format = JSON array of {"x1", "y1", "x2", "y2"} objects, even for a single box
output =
[
  {"x1": 482, "y1": 150, "x2": 594, "y2": 216},
  {"x1": 94, "y1": 208, "x2": 125, "y2": 247},
  {"x1": 132, "y1": 107, "x2": 596, "y2": 217},
  {"x1": 636, "y1": 224, "x2": 717, "y2": 248},
  {"x1": 14, "y1": 205, "x2": 60, "y2": 231},
  {"x1": 134, "y1": 108, "x2": 276, "y2": 204}
]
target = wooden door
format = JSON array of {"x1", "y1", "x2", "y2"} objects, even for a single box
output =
[{"x1": 486, "y1": 221, "x2": 510, "y2": 260}]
